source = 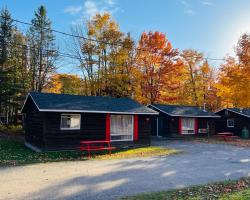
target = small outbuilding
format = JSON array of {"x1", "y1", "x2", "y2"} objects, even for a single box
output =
[
  {"x1": 21, "y1": 92, "x2": 158, "y2": 151},
  {"x1": 148, "y1": 104, "x2": 220, "y2": 137},
  {"x1": 215, "y1": 108, "x2": 250, "y2": 136}
]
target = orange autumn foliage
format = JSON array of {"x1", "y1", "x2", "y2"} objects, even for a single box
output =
[
  {"x1": 216, "y1": 33, "x2": 250, "y2": 108},
  {"x1": 134, "y1": 31, "x2": 182, "y2": 104},
  {"x1": 45, "y1": 74, "x2": 84, "y2": 95}
]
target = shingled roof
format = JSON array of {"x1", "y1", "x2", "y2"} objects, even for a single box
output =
[
  {"x1": 22, "y1": 92, "x2": 158, "y2": 115},
  {"x1": 216, "y1": 108, "x2": 250, "y2": 118},
  {"x1": 150, "y1": 104, "x2": 220, "y2": 118}
]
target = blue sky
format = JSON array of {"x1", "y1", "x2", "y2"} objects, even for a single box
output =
[{"x1": 1, "y1": 0, "x2": 250, "y2": 73}]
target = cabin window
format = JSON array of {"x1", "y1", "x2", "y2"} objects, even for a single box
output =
[
  {"x1": 110, "y1": 115, "x2": 133, "y2": 141},
  {"x1": 60, "y1": 114, "x2": 81, "y2": 130},
  {"x1": 181, "y1": 118, "x2": 195, "y2": 134},
  {"x1": 227, "y1": 119, "x2": 234, "y2": 128}
]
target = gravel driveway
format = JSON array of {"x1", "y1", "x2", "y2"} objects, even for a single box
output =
[{"x1": 1, "y1": 140, "x2": 250, "y2": 200}]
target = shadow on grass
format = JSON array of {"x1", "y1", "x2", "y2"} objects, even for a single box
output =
[{"x1": 0, "y1": 138, "x2": 181, "y2": 167}]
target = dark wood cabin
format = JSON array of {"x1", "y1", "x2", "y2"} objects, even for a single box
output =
[
  {"x1": 148, "y1": 104, "x2": 220, "y2": 137},
  {"x1": 21, "y1": 92, "x2": 158, "y2": 151},
  {"x1": 215, "y1": 108, "x2": 250, "y2": 136}
]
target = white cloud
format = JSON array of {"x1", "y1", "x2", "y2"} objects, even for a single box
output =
[
  {"x1": 181, "y1": 0, "x2": 189, "y2": 7},
  {"x1": 83, "y1": 0, "x2": 120, "y2": 18},
  {"x1": 184, "y1": 9, "x2": 195, "y2": 16},
  {"x1": 180, "y1": 0, "x2": 195, "y2": 16},
  {"x1": 106, "y1": 0, "x2": 115, "y2": 6},
  {"x1": 64, "y1": 6, "x2": 83, "y2": 15},
  {"x1": 84, "y1": 0, "x2": 99, "y2": 17},
  {"x1": 200, "y1": 1, "x2": 213, "y2": 6},
  {"x1": 67, "y1": 0, "x2": 120, "y2": 25}
]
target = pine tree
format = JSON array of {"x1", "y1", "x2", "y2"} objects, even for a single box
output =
[
  {"x1": 27, "y1": 5, "x2": 57, "y2": 92},
  {"x1": 0, "y1": 8, "x2": 13, "y2": 66},
  {"x1": 0, "y1": 8, "x2": 14, "y2": 123}
]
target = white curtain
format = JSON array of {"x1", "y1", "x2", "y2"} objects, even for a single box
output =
[
  {"x1": 71, "y1": 115, "x2": 81, "y2": 129},
  {"x1": 110, "y1": 115, "x2": 133, "y2": 141},
  {"x1": 61, "y1": 114, "x2": 80, "y2": 129},
  {"x1": 182, "y1": 118, "x2": 195, "y2": 134}
]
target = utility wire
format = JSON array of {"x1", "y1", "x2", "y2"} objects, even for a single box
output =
[{"x1": 0, "y1": 15, "x2": 226, "y2": 61}]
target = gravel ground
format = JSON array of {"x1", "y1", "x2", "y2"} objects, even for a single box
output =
[{"x1": 1, "y1": 140, "x2": 250, "y2": 200}]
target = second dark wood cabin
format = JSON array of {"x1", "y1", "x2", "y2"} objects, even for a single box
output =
[
  {"x1": 215, "y1": 108, "x2": 250, "y2": 136},
  {"x1": 148, "y1": 104, "x2": 220, "y2": 137},
  {"x1": 21, "y1": 92, "x2": 158, "y2": 151}
]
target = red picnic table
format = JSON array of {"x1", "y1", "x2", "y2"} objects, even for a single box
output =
[
  {"x1": 215, "y1": 132, "x2": 239, "y2": 141},
  {"x1": 79, "y1": 140, "x2": 116, "y2": 158}
]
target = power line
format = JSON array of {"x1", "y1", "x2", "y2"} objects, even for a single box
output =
[{"x1": 0, "y1": 15, "x2": 226, "y2": 61}]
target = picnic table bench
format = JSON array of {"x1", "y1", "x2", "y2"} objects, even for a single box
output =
[
  {"x1": 215, "y1": 132, "x2": 240, "y2": 141},
  {"x1": 79, "y1": 140, "x2": 116, "y2": 158}
]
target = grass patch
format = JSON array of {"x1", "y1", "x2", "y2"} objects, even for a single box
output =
[
  {"x1": 0, "y1": 138, "x2": 180, "y2": 167},
  {"x1": 122, "y1": 177, "x2": 250, "y2": 200}
]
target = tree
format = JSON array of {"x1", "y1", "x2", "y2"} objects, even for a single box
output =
[
  {"x1": 216, "y1": 33, "x2": 250, "y2": 108},
  {"x1": 69, "y1": 12, "x2": 134, "y2": 97},
  {"x1": 45, "y1": 74, "x2": 84, "y2": 95},
  {"x1": 135, "y1": 31, "x2": 180, "y2": 104},
  {"x1": 180, "y1": 50, "x2": 203, "y2": 106},
  {"x1": 0, "y1": 8, "x2": 13, "y2": 66},
  {"x1": 0, "y1": 8, "x2": 30, "y2": 124},
  {"x1": 216, "y1": 56, "x2": 238, "y2": 107},
  {"x1": 0, "y1": 8, "x2": 15, "y2": 123},
  {"x1": 27, "y1": 5, "x2": 58, "y2": 92},
  {"x1": 180, "y1": 49, "x2": 217, "y2": 109}
]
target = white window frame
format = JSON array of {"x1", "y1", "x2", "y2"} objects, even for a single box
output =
[
  {"x1": 60, "y1": 114, "x2": 81, "y2": 130},
  {"x1": 110, "y1": 115, "x2": 134, "y2": 142},
  {"x1": 227, "y1": 119, "x2": 234, "y2": 128}
]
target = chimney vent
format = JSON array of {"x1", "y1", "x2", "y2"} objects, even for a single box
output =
[{"x1": 203, "y1": 103, "x2": 207, "y2": 112}]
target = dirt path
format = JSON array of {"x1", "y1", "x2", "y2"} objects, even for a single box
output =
[{"x1": 1, "y1": 141, "x2": 250, "y2": 200}]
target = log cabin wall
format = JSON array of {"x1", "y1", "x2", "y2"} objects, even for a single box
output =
[
  {"x1": 215, "y1": 110, "x2": 250, "y2": 135},
  {"x1": 23, "y1": 97, "x2": 44, "y2": 148},
  {"x1": 43, "y1": 113, "x2": 151, "y2": 151},
  {"x1": 43, "y1": 113, "x2": 106, "y2": 151}
]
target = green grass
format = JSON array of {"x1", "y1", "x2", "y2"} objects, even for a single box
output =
[
  {"x1": 220, "y1": 188, "x2": 250, "y2": 200},
  {"x1": 0, "y1": 139, "x2": 181, "y2": 167},
  {"x1": 122, "y1": 177, "x2": 250, "y2": 200}
]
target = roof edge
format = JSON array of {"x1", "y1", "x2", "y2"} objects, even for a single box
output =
[
  {"x1": 39, "y1": 109, "x2": 158, "y2": 115},
  {"x1": 216, "y1": 108, "x2": 250, "y2": 118},
  {"x1": 149, "y1": 104, "x2": 220, "y2": 118},
  {"x1": 21, "y1": 93, "x2": 40, "y2": 113}
]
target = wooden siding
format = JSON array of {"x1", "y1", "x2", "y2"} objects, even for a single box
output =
[
  {"x1": 43, "y1": 113, "x2": 151, "y2": 151},
  {"x1": 215, "y1": 110, "x2": 250, "y2": 136},
  {"x1": 23, "y1": 97, "x2": 44, "y2": 148},
  {"x1": 43, "y1": 113, "x2": 106, "y2": 150},
  {"x1": 138, "y1": 115, "x2": 151, "y2": 144}
]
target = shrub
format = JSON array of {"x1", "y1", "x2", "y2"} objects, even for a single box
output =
[{"x1": 0, "y1": 125, "x2": 23, "y2": 134}]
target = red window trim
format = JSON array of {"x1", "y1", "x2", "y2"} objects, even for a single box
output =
[
  {"x1": 195, "y1": 118, "x2": 198, "y2": 134},
  {"x1": 106, "y1": 114, "x2": 110, "y2": 141},
  {"x1": 179, "y1": 117, "x2": 182, "y2": 135},
  {"x1": 134, "y1": 115, "x2": 138, "y2": 141}
]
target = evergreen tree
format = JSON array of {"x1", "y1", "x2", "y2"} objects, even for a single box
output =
[
  {"x1": 0, "y1": 8, "x2": 14, "y2": 123},
  {"x1": 27, "y1": 5, "x2": 57, "y2": 92},
  {"x1": 0, "y1": 8, "x2": 13, "y2": 66}
]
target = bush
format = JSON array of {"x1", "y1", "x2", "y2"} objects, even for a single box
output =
[{"x1": 0, "y1": 125, "x2": 23, "y2": 134}]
